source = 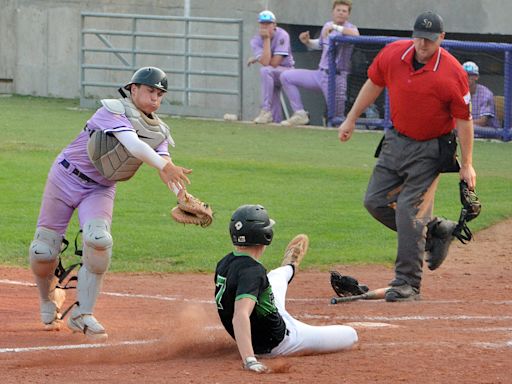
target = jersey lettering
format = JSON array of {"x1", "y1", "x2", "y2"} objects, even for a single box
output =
[{"x1": 215, "y1": 275, "x2": 227, "y2": 310}]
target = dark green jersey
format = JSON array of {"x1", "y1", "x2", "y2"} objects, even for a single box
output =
[{"x1": 214, "y1": 251, "x2": 286, "y2": 354}]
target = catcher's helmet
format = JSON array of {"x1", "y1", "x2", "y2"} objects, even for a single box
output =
[
  {"x1": 229, "y1": 205, "x2": 275, "y2": 246},
  {"x1": 124, "y1": 66, "x2": 168, "y2": 92}
]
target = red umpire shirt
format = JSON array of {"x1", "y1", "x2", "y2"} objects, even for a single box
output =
[{"x1": 368, "y1": 39, "x2": 471, "y2": 141}]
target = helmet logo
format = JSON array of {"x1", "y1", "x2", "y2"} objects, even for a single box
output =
[
  {"x1": 237, "y1": 236, "x2": 246, "y2": 243},
  {"x1": 155, "y1": 81, "x2": 164, "y2": 88},
  {"x1": 235, "y1": 221, "x2": 243, "y2": 230}
]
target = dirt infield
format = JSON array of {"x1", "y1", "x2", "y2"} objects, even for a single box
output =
[{"x1": 1, "y1": 219, "x2": 511, "y2": 384}]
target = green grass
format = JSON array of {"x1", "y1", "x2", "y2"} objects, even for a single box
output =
[{"x1": 1, "y1": 95, "x2": 511, "y2": 273}]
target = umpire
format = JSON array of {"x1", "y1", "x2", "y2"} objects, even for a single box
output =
[{"x1": 338, "y1": 11, "x2": 476, "y2": 301}]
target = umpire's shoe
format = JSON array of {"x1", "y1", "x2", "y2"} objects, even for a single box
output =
[
  {"x1": 281, "y1": 234, "x2": 309, "y2": 269},
  {"x1": 67, "y1": 308, "x2": 108, "y2": 341},
  {"x1": 385, "y1": 280, "x2": 420, "y2": 302}
]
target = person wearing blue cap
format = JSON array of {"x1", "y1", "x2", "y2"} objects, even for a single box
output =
[
  {"x1": 249, "y1": 10, "x2": 295, "y2": 124},
  {"x1": 462, "y1": 61, "x2": 500, "y2": 128}
]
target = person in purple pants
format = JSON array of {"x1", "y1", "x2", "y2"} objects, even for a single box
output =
[
  {"x1": 249, "y1": 10, "x2": 295, "y2": 124},
  {"x1": 280, "y1": 0, "x2": 359, "y2": 126},
  {"x1": 28, "y1": 67, "x2": 192, "y2": 341}
]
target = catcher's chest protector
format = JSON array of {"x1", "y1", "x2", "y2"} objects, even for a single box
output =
[{"x1": 87, "y1": 98, "x2": 173, "y2": 181}]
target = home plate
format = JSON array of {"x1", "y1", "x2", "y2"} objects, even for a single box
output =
[{"x1": 345, "y1": 322, "x2": 398, "y2": 328}]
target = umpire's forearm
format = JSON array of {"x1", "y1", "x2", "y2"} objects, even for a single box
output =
[
  {"x1": 456, "y1": 118, "x2": 474, "y2": 168},
  {"x1": 455, "y1": 118, "x2": 476, "y2": 188}
]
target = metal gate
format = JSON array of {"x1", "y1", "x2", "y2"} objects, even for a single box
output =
[{"x1": 80, "y1": 12, "x2": 243, "y2": 118}]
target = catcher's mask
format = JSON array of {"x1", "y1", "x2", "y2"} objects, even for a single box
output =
[
  {"x1": 229, "y1": 204, "x2": 275, "y2": 246},
  {"x1": 124, "y1": 67, "x2": 168, "y2": 93}
]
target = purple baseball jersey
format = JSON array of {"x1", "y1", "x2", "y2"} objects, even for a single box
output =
[
  {"x1": 59, "y1": 107, "x2": 170, "y2": 186},
  {"x1": 250, "y1": 27, "x2": 295, "y2": 68},
  {"x1": 37, "y1": 106, "x2": 171, "y2": 234},
  {"x1": 471, "y1": 84, "x2": 500, "y2": 128},
  {"x1": 318, "y1": 21, "x2": 358, "y2": 72}
]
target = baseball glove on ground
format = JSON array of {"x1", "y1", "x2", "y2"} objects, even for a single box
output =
[
  {"x1": 330, "y1": 271, "x2": 369, "y2": 297},
  {"x1": 171, "y1": 191, "x2": 213, "y2": 227}
]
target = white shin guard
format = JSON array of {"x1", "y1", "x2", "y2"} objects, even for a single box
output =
[{"x1": 76, "y1": 266, "x2": 104, "y2": 314}]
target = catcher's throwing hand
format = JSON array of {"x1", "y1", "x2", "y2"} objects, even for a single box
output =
[
  {"x1": 159, "y1": 161, "x2": 192, "y2": 188},
  {"x1": 171, "y1": 190, "x2": 213, "y2": 227},
  {"x1": 244, "y1": 357, "x2": 269, "y2": 373}
]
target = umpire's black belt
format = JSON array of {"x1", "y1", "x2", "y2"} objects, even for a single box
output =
[{"x1": 59, "y1": 159, "x2": 95, "y2": 183}]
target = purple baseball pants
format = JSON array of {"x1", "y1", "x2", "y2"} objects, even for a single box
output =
[
  {"x1": 280, "y1": 69, "x2": 348, "y2": 118},
  {"x1": 36, "y1": 160, "x2": 116, "y2": 236}
]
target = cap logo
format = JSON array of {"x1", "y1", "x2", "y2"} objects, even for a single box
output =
[
  {"x1": 237, "y1": 236, "x2": 246, "y2": 243},
  {"x1": 422, "y1": 19, "x2": 433, "y2": 29},
  {"x1": 235, "y1": 221, "x2": 243, "y2": 230}
]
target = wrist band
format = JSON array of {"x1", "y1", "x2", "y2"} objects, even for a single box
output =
[{"x1": 333, "y1": 24, "x2": 344, "y2": 33}]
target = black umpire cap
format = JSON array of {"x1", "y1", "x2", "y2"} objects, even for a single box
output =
[{"x1": 412, "y1": 11, "x2": 444, "y2": 42}]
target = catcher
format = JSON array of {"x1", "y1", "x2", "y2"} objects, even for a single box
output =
[
  {"x1": 29, "y1": 66, "x2": 210, "y2": 341},
  {"x1": 214, "y1": 204, "x2": 358, "y2": 373}
]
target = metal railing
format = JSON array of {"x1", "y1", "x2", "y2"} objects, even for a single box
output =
[{"x1": 80, "y1": 12, "x2": 243, "y2": 118}]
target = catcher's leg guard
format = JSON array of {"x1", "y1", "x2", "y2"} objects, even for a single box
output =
[
  {"x1": 29, "y1": 227, "x2": 66, "y2": 329},
  {"x1": 67, "y1": 266, "x2": 108, "y2": 341},
  {"x1": 68, "y1": 219, "x2": 112, "y2": 340},
  {"x1": 424, "y1": 217, "x2": 457, "y2": 271}
]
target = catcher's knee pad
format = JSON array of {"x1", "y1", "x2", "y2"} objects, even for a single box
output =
[
  {"x1": 29, "y1": 227, "x2": 63, "y2": 277},
  {"x1": 82, "y1": 219, "x2": 113, "y2": 274}
]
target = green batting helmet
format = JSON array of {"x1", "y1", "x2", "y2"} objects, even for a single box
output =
[{"x1": 124, "y1": 67, "x2": 168, "y2": 92}]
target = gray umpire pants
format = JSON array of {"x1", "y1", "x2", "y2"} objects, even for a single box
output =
[{"x1": 364, "y1": 128, "x2": 441, "y2": 289}]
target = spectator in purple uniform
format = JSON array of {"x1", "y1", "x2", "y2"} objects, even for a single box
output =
[
  {"x1": 28, "y1": 67, "x2": 192, "y2": 341},
  {"x1": 280, "y1": 0, "x2": 359, "y2": 126},
  {"x1": 249, "y1": 10, "x2": 295, "y2": 124},
  {"x1": 462, "y1": 61, "x2": 500, "y2": 128}
]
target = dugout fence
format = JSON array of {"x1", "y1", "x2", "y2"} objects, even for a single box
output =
[
  {"x1": 327, "y1": 35, "x2": 512, "y2": 142},
  {"x1": 79, "y1": 12, "x2": 244, "y2": 119}
]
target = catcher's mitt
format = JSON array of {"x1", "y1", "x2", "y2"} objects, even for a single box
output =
[
  {"x1": 330, "y1": 271, "x2": 369, "y2": 297},
  {"x1": 171, "y1": 191, "x2": 213, "y2": 227}
]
